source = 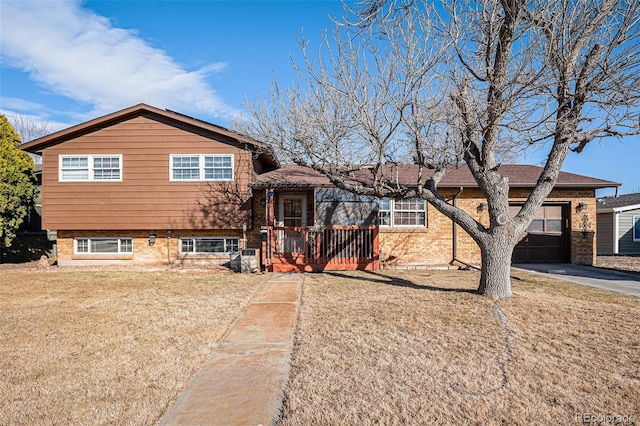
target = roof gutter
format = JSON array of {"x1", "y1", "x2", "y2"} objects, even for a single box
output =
[{"x1": 596, "y1": 203, "x2": 640, "y2": 214}]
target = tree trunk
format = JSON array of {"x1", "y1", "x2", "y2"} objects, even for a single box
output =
[{"x1": 476, "y1": 233, "x2": 515, "y2": 299}]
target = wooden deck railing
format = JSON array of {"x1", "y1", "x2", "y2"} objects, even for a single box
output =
[{"x1": 266, "y1": 225, "x2": 379, "y2": 271}]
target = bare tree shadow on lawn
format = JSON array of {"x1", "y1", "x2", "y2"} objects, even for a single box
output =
[{"x1": 324, "y1": 270, "x2": 478, "y2": 294}]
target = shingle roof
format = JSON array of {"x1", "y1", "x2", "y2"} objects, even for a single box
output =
[
  {"x1": 251, "y1": 164, "x2": 619, "y2": 189},
  {"x1": 596, "y1": 192, "x2": 640, "y2": 211}
]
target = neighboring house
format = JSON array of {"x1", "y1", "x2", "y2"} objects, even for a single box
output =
[
  {"x1": 19, "y1": 104, "x2": 619, "y2": 270},
  {"x1": 596, "y1": 193, "x2": 640, "y2": 255},
  {"x1": 251, "y1": 164, "x2": 619, "y2": 272},
  {"x1": 19, "y1": 104, "x2": 278, "y2": 267}
]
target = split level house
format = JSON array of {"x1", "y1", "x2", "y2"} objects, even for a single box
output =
[{"x1": 20, "y1": 104, "x2": 620, "y2": 272}]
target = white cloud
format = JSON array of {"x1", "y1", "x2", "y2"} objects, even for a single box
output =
[
  {"x1": 0, "y1": 99, "x2": 72, "y2": 132},
  {"x1": 0, "y1": 1, "x2": 238, "y2": 120}
]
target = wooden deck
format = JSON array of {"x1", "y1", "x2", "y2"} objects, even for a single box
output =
[{"x1": 263, "y1": 226, "x2": 379, "y2": 272}]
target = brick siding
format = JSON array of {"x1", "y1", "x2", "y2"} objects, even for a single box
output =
[
  {"x1": 57, "y1": 229, "x2": 244, "y2": 267},
  {"x1": 379, "y1": 187, "x2": 597, "y2": 267}
]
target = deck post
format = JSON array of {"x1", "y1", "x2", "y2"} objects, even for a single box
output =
[{"x1": 372, "y1": 226, "x2": 380, "y2": 270}]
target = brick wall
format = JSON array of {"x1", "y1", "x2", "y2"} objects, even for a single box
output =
[
  {"x1": 57, "y1": 229, "x2": 244, "y2": 267},
  {"x1": 247, "y1": 188, "x2": 268, "y2": 248},
  {"x1": 379, "y1": 215, "x2": 452, "y2": 267},
  {"x1": 378, "y1": 187, "x2": 597, "y2": 267}
]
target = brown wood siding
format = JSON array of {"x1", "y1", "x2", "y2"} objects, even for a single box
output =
[{"x1": 41, "y1": 116, "x2": 255, "y2": 230}]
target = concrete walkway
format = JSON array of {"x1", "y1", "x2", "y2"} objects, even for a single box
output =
[
  {"x1": 160, "y1": 274, "x2": 302, "y2": 426},
  {"x1": 513, "y1": 263, "x2": 640, "y2": 297}
]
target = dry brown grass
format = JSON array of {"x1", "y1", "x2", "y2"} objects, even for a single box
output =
[
  {"x1": 281, "y1": 270, "x2": 640, "y2": 425},
  {"x1": 597, "y1": 255, "x2": 640, "y2": 273},
  {"x1": 0, "y1": 270, "x2": 265, "y2": 426}
]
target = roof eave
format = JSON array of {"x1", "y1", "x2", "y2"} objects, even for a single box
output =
[
  {"x1": 19, "y1": 103, "x2": 151, "y2": 153},
  {"x1": 597, "y1": 203, "x2": 640, "y2": 213},
  {"x1": 249, "y1": 182, "x2": 325, "y2": 189},
  {"x1": 18, "y1": 104, "x2": 281, "y2": 168},
  {"x1": 437, "y1": 182, "x2": 621, "y2": 189}
]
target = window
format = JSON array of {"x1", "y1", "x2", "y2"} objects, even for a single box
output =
[
  {"x1": 172, "y1": 156, "x2": 200, "y2": 180},
  {"x1": 170, "y1": 154, "x2": 234, "y2": 181},
  {"x1": 509, "y1": 205, "x2": 563, "y2": 234},
  {"x1": 60, "y1": 155, "x2": 122, "y2": 182},
  {"x1": 379, "y1": 198, "x2": 426, "y2": 227},
  {"x1": 634, "y1": 216, "x2": 640, "y2": 242},
  {"x1": 74, "y1": 238, "x2": 133, "y2": 254},
  {"x1": 179, "y1": 237, "x2": 239, "y2": 254},
  {"x1": 204, "y1": 155, "x2": 233, "y2": 180},
  {"x1": 394, "y1": 199, "x2": 427, "y2": 226},
  {"x1": 60, "y1": 156, "x2": 88, "y2": 181},
  {"x1": 379, "y1": 198, "x2": 391, "y2": 226}
]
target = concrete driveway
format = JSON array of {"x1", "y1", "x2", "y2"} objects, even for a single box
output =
[{"x1": 512, "y1": 263, "x2": 640, "y2": 297}]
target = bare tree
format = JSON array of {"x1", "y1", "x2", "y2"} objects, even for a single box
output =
[
  {"x1": 239, "y1": 0, "x2": 640, "y2": 298},
  {"x1": 8, "y1": 114, "x2": 52, "y2": 164}
]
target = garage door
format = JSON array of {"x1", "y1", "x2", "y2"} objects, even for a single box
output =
[{"x1": 511, "y1": 205, "x2": 568, "y2": 263}]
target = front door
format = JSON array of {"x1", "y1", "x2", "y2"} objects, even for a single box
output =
[
  {"x1": 277, "y1": 195, "x2": 307, "y2": 253},
  {"x1": 278, "y1": 195, "x2": 307, "y2": 227}
]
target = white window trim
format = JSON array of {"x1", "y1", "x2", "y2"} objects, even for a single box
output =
[
  {"x1": 179, "y1": 236, "x2": 240, "y2": 254},
  {"x1": 633, "y1": 215, "x2": 640, "y2": 242},
  {"x1": 169, "y1": 154, "x2": 234, "y2": 182},
  {"x1": 74, "y1": 237, "x2": 133, "y2": 255},
  {"x1": 379, "y1": 198, "x2": 427, "y2": 228},
  {"x1": 614, "y1": 211, "x2": 620, "y2": 254},
  {"x1": 59, "y1": 154, "x2": 123, "y2": 182}
]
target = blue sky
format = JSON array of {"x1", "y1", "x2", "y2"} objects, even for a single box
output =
[{"x1": 0, "y1": 0, "x2": 637, "y2": 195}]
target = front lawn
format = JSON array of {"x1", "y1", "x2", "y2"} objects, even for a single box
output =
[
  {"x1": 2, "y1": 268, "x2": 637, "y2": 425},
  {"x1": 281, "y1": 270, "x2": 639, "y2": 425},
  {"x1": 0, "y1": 270, "x2": 264, "y2": 425}
]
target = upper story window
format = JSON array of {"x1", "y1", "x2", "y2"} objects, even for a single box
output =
[
  {"x1": 170, "y1": 154, "x2": 234, "y2": 182},
  {"x1": 59, "y1": 155, "x2": 122, "y2": 182},
  {"x1": 379, "y1": 198, "x2": 427, "y2": 227}
]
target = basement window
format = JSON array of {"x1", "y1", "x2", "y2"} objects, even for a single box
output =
[
  {"x1": 75, "y1": 238, "x2": 133, "y2": 254},
  {"x1": 179, "y1": 237, "x2": 239, "y2": 254}
]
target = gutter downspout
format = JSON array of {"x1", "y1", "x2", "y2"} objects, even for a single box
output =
[{"x1": 449, "y1": 187, "x2": 482, "y2": 271}]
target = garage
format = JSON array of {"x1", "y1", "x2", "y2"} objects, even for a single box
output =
[{"x1": 511, "y1": 204, "x2": 569, "y2": 263}]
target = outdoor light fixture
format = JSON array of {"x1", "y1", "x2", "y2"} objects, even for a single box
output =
[
  {"x1": 478, "y1": 202, "x2": 489, "y2": 212},
  {"x1": 167, "y1": 230, "x2": 172, "y2": 239},
  {"x1": 148, "y1": 234, "x2": 157, "y2": 245},
  {"x1": 576, "y1": 202, "x2": 588, "y2": 212}
]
